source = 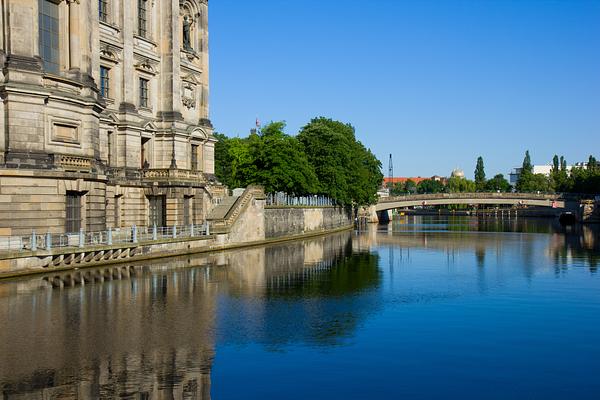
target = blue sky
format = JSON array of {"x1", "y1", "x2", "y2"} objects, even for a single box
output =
[{"x1": 209, "y1": 0, "x2": 600, "y2": 178}]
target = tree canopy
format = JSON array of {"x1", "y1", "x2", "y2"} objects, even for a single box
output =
[
  {"x1": 474, "y1": 156, "x2": 486, "y2": 191},
  {"x1": 298, "y1": 117, "x2": 383, "y2": 205},
  {"x1": 485, "y1": 174, "x2": 511, "y2": 192},
  {"x1": 214, "y1": 118, "x2": 383, "y2": 206}
]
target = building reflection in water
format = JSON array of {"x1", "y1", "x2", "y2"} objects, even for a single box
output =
[{"x1": 0, "y1": 231, "x2": 380, "y2": 399}]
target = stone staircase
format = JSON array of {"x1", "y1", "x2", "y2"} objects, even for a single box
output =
[
  {"x1": 206, "y1": 186, "x2": 266, "y2": 232},
  {"x1": 208, "y1": 195, "x2": 240, "y2": 220}
]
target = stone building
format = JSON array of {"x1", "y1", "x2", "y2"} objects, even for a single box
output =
[{"x1": 0, "y1": 0, "x2": 225, "y2": 235}]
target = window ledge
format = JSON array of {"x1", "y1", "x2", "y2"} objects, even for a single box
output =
[
  {"x1": 133, "y1": 35, "x2": 158, "y2": 47},
  {"x1": 100, "y1": 20, "x2": 121, "y2": 33}
]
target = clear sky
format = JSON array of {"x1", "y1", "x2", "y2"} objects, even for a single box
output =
[{"x1": 209, "y1": 0, "x2": 600, "y2": 179}]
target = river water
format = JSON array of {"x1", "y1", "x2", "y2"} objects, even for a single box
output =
[{"x1": 1, "y1": 216, "x2": 599, "y2": 399}]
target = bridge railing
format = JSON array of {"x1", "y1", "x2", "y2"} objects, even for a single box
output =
[{"x1": 379, "y1": 192, "x2": 563, "y2": 203}]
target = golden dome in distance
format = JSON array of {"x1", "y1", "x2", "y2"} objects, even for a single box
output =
[{"x1": 451, "y1": 168, "x2": 465, "y2": 178}]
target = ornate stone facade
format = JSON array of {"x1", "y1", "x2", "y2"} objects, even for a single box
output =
[{"x1": 0, "y1": 0, "x2": 225, "y2": 235}]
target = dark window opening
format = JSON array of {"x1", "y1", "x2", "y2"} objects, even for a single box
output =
[
  {"x1": 148, "y1": 195, "x2": 166, "y2": 227},
  {"x1": 139, "y1": 78, "x2": 149, "y2": 107},
  {"x1": 138, "y1": 0, "x2": 147, "y2": 37},
  {"x1": 99, "y1": 0, "x2": 109, "y2": 22},
  {"x1": 66, "y1": 192, "x2": 82, "y2": 233},
  {"x1": 38, "y1": 0, "x2": 60, "y2": 74},
  {"x1": 191, "y1": 144, "x2": 199, "y2": 171},
  {"x1": 100, "y1": 66, "x2": 110, "y2": 98}
]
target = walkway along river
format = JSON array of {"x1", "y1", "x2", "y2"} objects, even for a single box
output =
[{"x1": 1, "y1": 216, "x2": 599, "y2": 399}]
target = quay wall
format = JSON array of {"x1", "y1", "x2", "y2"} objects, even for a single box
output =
[
  {"x1": 0, "y1": 198, "x2": 353, "y2": 279},
  {"x1": 264, "y1": 207, "x2": 351, "y2": 239}
]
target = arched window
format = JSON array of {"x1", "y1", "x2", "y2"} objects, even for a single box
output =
[{"x1": 38, "y1": 0, "x2": 60, "y2": 74}]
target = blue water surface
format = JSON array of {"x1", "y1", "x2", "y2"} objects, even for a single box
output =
[{"x1": 0, "y1": 216, "x2": 599, "y2": 399}]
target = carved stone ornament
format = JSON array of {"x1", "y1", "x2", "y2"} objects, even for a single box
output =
[
  {"x1": 182, "y1": 82, "x2": 196, "y2": 109},
  {"x1": 100, "y1": 45, "x2": 120, "y2": 63},
  {"x1": 134, "y1": 58, "x2": 159, "y2": 75}
]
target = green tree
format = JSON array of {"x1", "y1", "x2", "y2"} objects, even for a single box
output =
[
  {"x1": 550, "y1": 154, "x2": 570, "y2": 193},
  {"x1": 213, "y1": 132, "x2": 253, "y2": 189},
  {"x1": 474, "y1": 156, "x2": 486, "y2": 191},
  {"x1": 589, "y1": 155, "x2": 598, "y2": 172},
  {"x1": 560, "y1": 156, "x2": 567, "y2": 171},
  {"x1": 298, "y1": 117, "x2": 382, "y2": 206},
  {"x1": 485, "y1": 174, "x2": 511, "y2": 192},
  {"x1": 447, "y1": 176, "x2": 475, "y2": 193},
  {"x1": 388, "y1": 182, "x2": 405, "y2": 196},
  {"x1": 570, "y1": 161, "x2": 600, "y2": 194},
  {"x1": 405, "y1": 179, "x2": 417, "y2": 194},
  {"x1": 246, "y1": 121, "x2": 319, "y2": 194},
  {"x1": 516, "y1": 150, "x2": 534, "y2": 192},
  {"x1": 417, "y1": 179, "x2": 445, "y2": 194}
]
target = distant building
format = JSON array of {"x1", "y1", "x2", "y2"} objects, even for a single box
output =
[
  {"x1": 508, "y1": 164, "x2": 581, "y2": 185},
  {"x1": 450, "y1": 168, "x2": 465, "y2": 179},
  {"x1": 384, "y1": 177, "x2": 429, "y2": 187}
]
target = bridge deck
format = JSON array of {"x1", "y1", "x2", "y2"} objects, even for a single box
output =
[{"x1": 376, "y1": 193, "x2": 565, "y2": 211}]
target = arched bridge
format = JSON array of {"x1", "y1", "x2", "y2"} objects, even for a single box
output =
[{"x1": 376, "y1": 193, "x2": 566, "y2": 212}]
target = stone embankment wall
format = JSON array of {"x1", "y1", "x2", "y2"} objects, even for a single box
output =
[
  {"x1": 264, "y1": 207, "x2": 352, "y2": 239},
  {"x1": 0, "y1": 189, "x2": 353, "y2": 278}
]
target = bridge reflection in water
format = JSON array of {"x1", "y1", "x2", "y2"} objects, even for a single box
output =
[
  {"x1": 1, "y1": 217, "x2": 599, "y2": 399},
  {"x1": 0, "y1": 232, "x2": 380, "y2": 399}
]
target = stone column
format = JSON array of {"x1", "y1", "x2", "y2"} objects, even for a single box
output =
[
  {"x1": 67, "y1": 0, "x2": 81, "y2": 71},
  {"x1": 3, "y1": 0, "x2": 42, "y2": 76}
]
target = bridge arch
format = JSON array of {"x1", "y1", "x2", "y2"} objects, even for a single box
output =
[{"x1": 375, "y1": 193, "x2": 565, "y2": 213}]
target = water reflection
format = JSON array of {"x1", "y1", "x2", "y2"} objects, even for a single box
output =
[
  {"x1": 0, "y1": 232, "x2": 379, "y2": 399},
  {"x1": 361, "y1": 215, "x2": 600, "y2": 273},
  {"x1": 0, "y1": 218, "x2": 599, "y2": 399}
]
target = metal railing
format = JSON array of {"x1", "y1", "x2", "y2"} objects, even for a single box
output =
[
  {"x1": 379, "y1": 192, "x2": 564, "y2": 203},
  {"x1": 0, "y1": 222, "x2": 210, "y2": 253},
  {"x1": 266, "y1": 192, "x2": 336, "y2": 207}
]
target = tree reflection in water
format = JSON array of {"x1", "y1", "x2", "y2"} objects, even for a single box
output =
[{"x1": 0, "y1": 231, "x2": 378, "y2": 399}]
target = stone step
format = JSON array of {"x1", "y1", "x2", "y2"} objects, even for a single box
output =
[{"x1": 207, "y1": 196, "x2": 239, "y2": 220}]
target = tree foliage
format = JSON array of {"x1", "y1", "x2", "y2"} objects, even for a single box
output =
[
  {"x1": 516, "y1": 150, "x2": 539, "y2": 192},
  {"x1": 417, "y1": 179, "x2": 445, "y2": 194},
  {"x1": 214, "y1": 118, "x2": 383, "y2": 206},
  {"x1": 298, "y1": 117, "x2": 383, "y2": 205},
  {"x1": 447, "y1": 176, "x2": 476, "y2": 193},
  {"x1": 485, "y1": 174, "x2": 511, "y2": 192},
  {"x1": 245, "y1": 122, "x2": 319, "y2": 194},
  {"x1": 474, "y1": 156, "x2": 486, "y2": 191}
]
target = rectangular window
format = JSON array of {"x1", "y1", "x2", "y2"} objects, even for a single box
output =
[
  {"x1": 141, "y1": 137, "x2": 150, "y2": 168},
  {"x1": 107, "y1": 130, "x2": 113, "y2": 166},
  {"x1": 191, "y1": 144, "x2": 199, "y2": 171},
  {"x1": 148, "y1": 196, "x2": 166, "y2": 227},
  {"x1": 138, "y1": 0, "x2": 147, "y2": 37},
  {"x1": 99, "y1": 0, "x2": 109, "y2": 22},
  {"x1": 114, "y1": 195, "x2": 121, "y2": 228},
  {"x1": 139, "y1": 78, "x2": 149, "y2": 108},
  {"x1": 100, "y1": 66, "x2": 110, "y2": 98},
  {"x1": 65, "y1": 192, "x2": 82, "y2": 233},
  {"x1": 38, "y1": 0, "x2": 60, "y2": 74}
]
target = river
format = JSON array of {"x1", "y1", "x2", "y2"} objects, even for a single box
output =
[{"x1": 1, "y1": 216, "x2": 599, "y2": 399}]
